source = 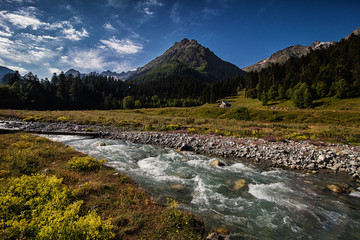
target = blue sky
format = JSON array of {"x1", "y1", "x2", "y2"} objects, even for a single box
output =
[{"x1": 0, "y1": 0, "x2": 359, "y2": 79}]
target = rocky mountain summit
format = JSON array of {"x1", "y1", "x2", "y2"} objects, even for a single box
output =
[
  {"x1": 346, "y1": 26, "x2": 360, "y2": 40},
  {"x1": 128, "y1": 38, "x2": 245, "y2": 82},
  {"x1": 64, "y1": 69, "x2": 81, "y2": 78},
  {"x1": 243, "y1": 40, "x2": 335, "y2": 72},
  {"x1": 0, "y1": 66, "x2": 15, "y2": 83}
]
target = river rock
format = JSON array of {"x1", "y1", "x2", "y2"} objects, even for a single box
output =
[
  {"x1": 306, "y1": 163, "x2": 317, "y2": 170},
  {"x1": 234, "y1": 179, "x2": 249, "y2": 191},
  {"x1": 317, "y1": 154, "x2": 326, "y2": 162},
  {"x1": 178, "y1": 143, "x2": 193, "y2": 151},
  {"x1": 210, "y1": 160, "x2": 226, "y2": 167},
  {"x1": 171, "y1": 184, "x2": 184, "y2": 190},
  {"x1": 206, "y1": 233, "x2": 227, "y2": 240},
  {"x1": 99, "y1": 142, "x2": 106, "y2": 146},
  {"x1": 326, "y1": 184, "x2": 350, "y2": 193},
  {"x1": 327, "y1": 184, "x2": 341, "y2": 193}
]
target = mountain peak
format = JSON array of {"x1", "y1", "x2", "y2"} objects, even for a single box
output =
[
  {"x1": 128, "y1": 38, "x2": 245, "y2": 81},
  {"x1": 179, "y1": 38, "x2": 190, "y2": 43},
  {"x1": 64, "y1": 69, "x2": 81, "y2": 77},
  {"x1": 345, "y1": 27, "x2": 360, "y2": 40}
]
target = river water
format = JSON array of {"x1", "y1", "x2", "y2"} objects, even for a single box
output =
[{"x1": 43, "y1": 134, "x2": 360, "y2": 240}]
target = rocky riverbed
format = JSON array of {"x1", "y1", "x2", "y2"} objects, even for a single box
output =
[{"x1": 1, "y1": 120, "x2": 360, "y2": 180}]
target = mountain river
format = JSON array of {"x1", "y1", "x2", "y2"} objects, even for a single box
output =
[{"x1": 43, "y1": 134, "x2": 360, "y2": 239}]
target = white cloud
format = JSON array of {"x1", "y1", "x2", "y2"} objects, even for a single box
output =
[
  {"x1": 143, "y1": 0, "x2": 163, "y2": 7},
  {"x1": 21, "y1": 33, "x2": 57, "y2": 41},
  {"x1": 3, "y1": 65, "x2": 28, "y2": 74},
  {"x1": 170, "y1": 3, "x2": 181, "y2": 24},
  {"x1": 143, "y1": 7, "x2": 153, "y2": 16},
  {"x1": 113, "y1": 61, "x2": 133, "y2": 73},
  {"x1": 48, "y1": 67, "x2": 61, "y2": 75},
  {"x1": 60, "y1": 49, "x2": 106, "y2": 71},
  {"x1": 0, "y1": 23, "x2": 13, "y2": 37},
  {"x1": 0, "y1": 30, "x2": 12, "y2": 37},
  {"x1": 137, "y1": 0, "x2": 163, "y2": 20},
  {"x1": 0, "y1": 36, "x2": 57, "y2": 64},
  {"x1": 61, "y1": 22, "x2": 89, "y2": 41},
  {"x1": 100, "y1": 37, "x2": 142, "y2": 54},
  {"x1": 0, "y1": 9, "x2": 89, "y2": 41},
  {"x1": 0, "y1": 9, "x2": 47, "y2": 30},
  {"x1": 104, "y1": 22, "x2": 116, "y2": 31}
]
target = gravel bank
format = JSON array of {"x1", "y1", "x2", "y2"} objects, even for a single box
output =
[{"x1": 1, "y1": 120, "x2": 360, "y2": 179}]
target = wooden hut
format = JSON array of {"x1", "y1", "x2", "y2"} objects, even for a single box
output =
[{"x1": 219, "y1": 101, "x2": 231, "y2": 108}]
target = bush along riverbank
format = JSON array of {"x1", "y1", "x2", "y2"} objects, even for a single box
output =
[
  {"x1": 1, "y1": 120, "x2": 360, "y2": 181},
  {"x1": 0, "y1": 133, "x2": 204, "y2": 239}
]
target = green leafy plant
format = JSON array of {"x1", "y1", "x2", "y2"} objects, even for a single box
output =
[
  {"x1": 23, "y1": 115, "x2": 44, "y2": 122},
  {"x1": 161, "y1": 198, "x2": 203, "y2": 239},
  {"x1": 164, "y1": 124, "x2": 181, "y2": 131},
  {"x1": 0, "y1": 174, "x2": 114, "y2": 240},
  {"x1": 68, "y1": 156, "x2": 106, "y2": 172}
]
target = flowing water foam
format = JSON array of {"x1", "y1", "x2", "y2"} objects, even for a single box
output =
[{"x1": 42, "y1": 134, "x2": 360, "y2": 239}]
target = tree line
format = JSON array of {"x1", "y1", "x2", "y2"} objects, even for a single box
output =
[
  {"x1": 243, "y1": 34, "x2": 360, "y2": 108},
  {"x1": 0, "y1": 69, "x2": 244, "y2": 110}
]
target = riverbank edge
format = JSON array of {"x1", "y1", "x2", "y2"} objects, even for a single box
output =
[
  {"x1": 1, "y1": 119, "x2": 359, "y2": 181},
  {"x1": 0, "y1": 132, "x2": 206, "y2": 239}
]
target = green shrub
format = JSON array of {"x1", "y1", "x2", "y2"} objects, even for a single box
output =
[
  {"x1": 165, "y1": 124, "x2": 181, "y2": 131},
  {"x1": 85, "y1": 128, "x2": 94, "y2": 132},
  {"x1": 6, "y1": 148, "x2": 41, "y2": 175},
  {"x1": 161, "y1": 199, "x2": 203, "y2": 239},
  {"x1": 23, "y1": 115, "x2": 44, "y2": 122},
  {"x1": 225, "y1": 107, "x2": 250, "y2": 120},
  {"x1": 144, "y1": 124, "x2": 155, "y2": 131},
  {"x1": 57, "y1": 116, "x2": 72, "y2": 122},
  {"x1": 0, "y1": 174, "x2": 114, "y2": 240},
  {"x1": 68, "y1": 156, "x2": 106, "y2": 172}
]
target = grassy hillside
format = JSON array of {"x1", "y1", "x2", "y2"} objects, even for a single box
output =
[
  {"x1": 0, "y1": 133, "x2": 204, "y2": 239},
  {"x1": 0, "y1": 91, "x2": 359, "y2": 145}
]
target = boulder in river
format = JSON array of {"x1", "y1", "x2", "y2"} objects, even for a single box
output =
[
  {"x1": 205, "y1": 233, "x2": 227, "y2": 240},
  {"x1": 327, "y1": 184, "x2": 341, "y2": 193},
  {"x1": 210, "y1": 160, "x2": 226, "y2": 167},
  {"x1": 234, "y1": 179, "x2": 249, "y2": 191},
  {"x1": 99, "y1": 142, "x2": 106, "y2": 146},
  {"x1": 327, "y1": 184, "x2": 350, "y2": 193}
]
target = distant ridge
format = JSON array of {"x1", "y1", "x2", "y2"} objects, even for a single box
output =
[
  {"x1": 63, "y1": 69, "x2": 132, "y2": 80},
  {"x1": 244, "y1": 27, "x2": 360, "y2": 72},
  {"x1": 128, "y1": 38, "x2": 246, "y2": 82},
  {"x1": 243, "y1": 40, "x2": 335, "y2": 72}
]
